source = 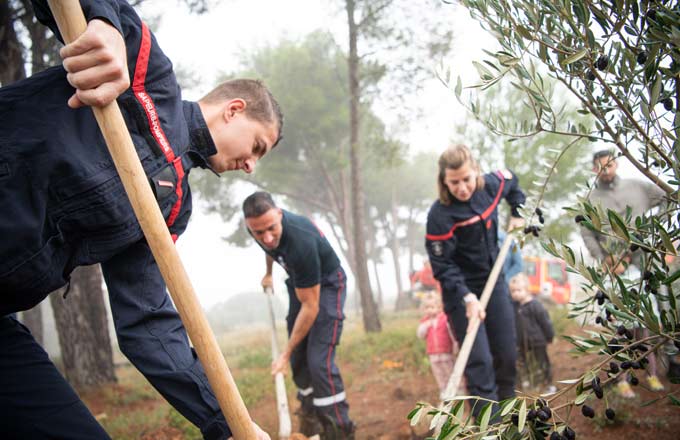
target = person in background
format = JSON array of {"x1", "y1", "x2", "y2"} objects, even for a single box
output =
[
  {"x1": 498, "y1": 230, "x2": 523, "y2": 284},
  {"x1": 509, "y1": 273, "x2": 556, "y2": 393},
  {"x1": 425, "y1": 144, "x2": 525, "y2": 417},
  {"x1": 581, "y1": 149, "x2": 666, "y2": 397},
  {"x1": 243, "y1": 192, "x2": 354, "y2": 440},
  {"x1": 417, "y1": 292, "x2": 460, "y2": 399}
]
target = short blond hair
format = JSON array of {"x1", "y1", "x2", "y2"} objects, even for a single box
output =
[
  {"x1": 200, "y1": 78, "x2": 283, "y2": 145},
  {"x1": 420, "y1": 291, "x2": 443, "y2": 310},
  {"x1": 509, "y1": 272, "x2": 529, "y2": 289},
  {"x1": 437, "y1": 144, "x2": 485, "y2": 205}
]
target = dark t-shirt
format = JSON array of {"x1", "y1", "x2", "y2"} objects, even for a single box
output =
[{"x1": 260, "y1": 210, "x2": 340, "y2": 288}]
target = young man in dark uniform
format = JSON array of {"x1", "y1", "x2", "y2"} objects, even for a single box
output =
[
  {"x1": 0, "y1": 1, "x2": 281, "y2": 438},
  {"x1": 425, "y1": 144, "x2": 525, "y2": 416},
  {"x1": 243, "y1": 192, "x2": 354, "y2": 440}
]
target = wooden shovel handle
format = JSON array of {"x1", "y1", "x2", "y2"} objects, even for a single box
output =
[
  {"x1": 264, "y1": 287, "x2": 292, "y2": 439},
  {"x1": 46, "y1": 1, "x2": 256, "y2": 438},
  {"x1": 442, "y1": 234, "x2": 514, "y2": 399}
]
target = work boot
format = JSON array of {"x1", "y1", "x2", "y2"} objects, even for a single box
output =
[
  {"x1": 296, "y1": 409, "x2": 323, "y2": 437},
  {"x1": 317, "y1": 413, "x2": 356, "y2": 440}
]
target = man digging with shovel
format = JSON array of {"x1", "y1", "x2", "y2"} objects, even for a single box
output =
[
  {"x1": 425, "y1": 144, "x2": 526, "y2": 417},
  {"x1": 0, "y1": 0, "x2": 282, "y2": 438},
  {"x1": 243, "y1": 192, "x2": 355, "y2": 440}
]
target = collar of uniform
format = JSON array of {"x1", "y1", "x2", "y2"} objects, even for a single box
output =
[
  {"x1": 278, "y1": 209, "x2": 290, "y2": 249},
  {"x1": 183, "y1": 101, "x2": 219, "y2": 174},
  {"x1": 596, "y1": 174, "x2": 620, "y2": 190}
]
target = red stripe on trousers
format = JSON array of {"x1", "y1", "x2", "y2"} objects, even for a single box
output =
[{"x1": 325, "y1": 269, "x2": 344, "y2": 428}]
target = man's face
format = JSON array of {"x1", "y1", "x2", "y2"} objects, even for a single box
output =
[
  {"x1": 208, "y1": 100, "x2": 279, "y2": 174},
  {"x1": 444, "y1": 161, "x2": 478, "y2": 202},
  {"x1": 245, "y1": 208, "x2": 283, "y2": 250},
  {"x1": 593, "y1": 155, "x2": 618, "y2": 184}
]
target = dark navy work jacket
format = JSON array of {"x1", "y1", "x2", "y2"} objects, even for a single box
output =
[
  {"x1": 0, "y1": 0, "x2": 217, "y2": 315},
  {"x1": 425, "y1": 171, "x2": 525, "y2": 312}
]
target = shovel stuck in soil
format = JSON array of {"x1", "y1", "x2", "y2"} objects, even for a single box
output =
[
  {"x1": 442, "y1": 233, "x2": 515, "y2": 400},
  {"x1": 416, "y1": 233, "x2": 515, "y2": 436},
  {"x1": 264, "y1": 287, "x2": 292, "y2": 439},
  {"x1": 264, "y1": 287, "x2": 321, "y2": 440}
]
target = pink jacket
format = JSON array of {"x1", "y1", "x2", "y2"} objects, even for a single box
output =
[{"x1": 417, "y1": 312, "x2": 456, "y2": 355}]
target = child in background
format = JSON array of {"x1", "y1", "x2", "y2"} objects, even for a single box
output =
[
  {"x1": 417, "y1": 292, "x2": 459, "y2": 399},
  {"x1": 509, "y1": 273, "x2": 557, "y2": 394}
]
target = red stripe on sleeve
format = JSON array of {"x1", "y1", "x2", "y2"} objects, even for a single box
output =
[{"x1": 131, "y1": 21, "x2": 185, "y2": 230}]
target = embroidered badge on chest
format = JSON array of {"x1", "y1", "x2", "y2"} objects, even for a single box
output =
[
  {"x1": 431, "y1": 241, "x2": 444, "y2": 257},
  {"x1": 277, "y1": 255, "x2": 288, "y2": 270}
]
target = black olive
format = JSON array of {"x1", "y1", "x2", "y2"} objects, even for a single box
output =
[
  {"x1": 575, "y1": 214, "x2": 586, "y2": 223},
  {"x1": 605, "y1": 408, "x2": 616, "y2": 420},
  {"x1": 663, "y1": 98, "x2": 673, "y2": 111},
  {"x1": 596, "y1": 55, "x2": 609, "y2": 71},
  {"x1": 637, "y1": 51, "x2": 648, "y2": 65},
  {"x1": 581, "y1": 405, "x2": 595, "y2": 418}
]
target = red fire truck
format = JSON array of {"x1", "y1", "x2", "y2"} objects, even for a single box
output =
[{"x1": 523, "y1": 256, "x2": 572, "y2": 304}]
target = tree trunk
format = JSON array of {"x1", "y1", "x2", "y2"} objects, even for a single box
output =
[
  {"x1": 50, "y1": 265, "x2": 117, "y2": 389},
  {"x1": 389, "y1": 188, "x2": 410, "y2": 310},
  {"x1": 19, "y1": 0, "x2": 59, "y2": 75},
  {"x1": 371, "y1": 258, "x2": 384, "y2": 309},
  {"x1": 406, "y1": 209, "x2": 417, "y2": 274},
  {"x1": 0, "y1": 0, "x2": 26, "y2": 85},
  {"x1": 346, "y1": 0, "x2": 381, "y2": 332},
  {"x1": 20, "y1": 305, "x2": 44, "y2": 346}
]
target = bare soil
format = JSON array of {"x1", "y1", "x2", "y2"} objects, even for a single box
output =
[
  {"x1": 249, "y1": 335, "x2": 680, "y2": 440},
  {"x1": 81, "y1": 323, "x2": 680, "y2": 439}
]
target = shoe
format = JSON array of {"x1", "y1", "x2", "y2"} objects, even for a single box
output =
[
  {"x1": 616, "y1": 381, "x2": 636, "y2": 398},
  {"x1": 647, "y1": 375, "x2": 665, "y2": 391},
  {"x1": 296, "y1": 409, "x2": 323, "y2": 437},
  {"x1": 318, "y1": 414, "x2": 355, "y2": 440}
]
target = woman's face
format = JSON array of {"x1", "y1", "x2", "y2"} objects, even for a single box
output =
[{"x1": 444, "y1": 161, "x2": 478, "y2": 202}]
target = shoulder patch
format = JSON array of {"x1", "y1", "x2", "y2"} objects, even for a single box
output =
[
  {"x1": 500, "y1": 169, "x2": 513, "y2": 180},
  {"x1": 431, "y1": 241, "x2": 444, "y2": 257}
]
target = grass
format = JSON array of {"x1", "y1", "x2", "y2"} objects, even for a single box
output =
[
  {"x1": 169, "y1": 408, "x2": 202, "y2": 439},
  {"x1": 339, "y1": 309, "x2": 427, "y2": 374},
  {"x1": 87, "y1": 310, "x2": 432, "y2": 438},
  {"x1": 100, "y1": 400, "x2": 169, "y2": 439}
]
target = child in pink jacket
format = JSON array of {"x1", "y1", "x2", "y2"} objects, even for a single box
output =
[{"x1": 417, "y1": 293, "x2": 460, "y2": 398}]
